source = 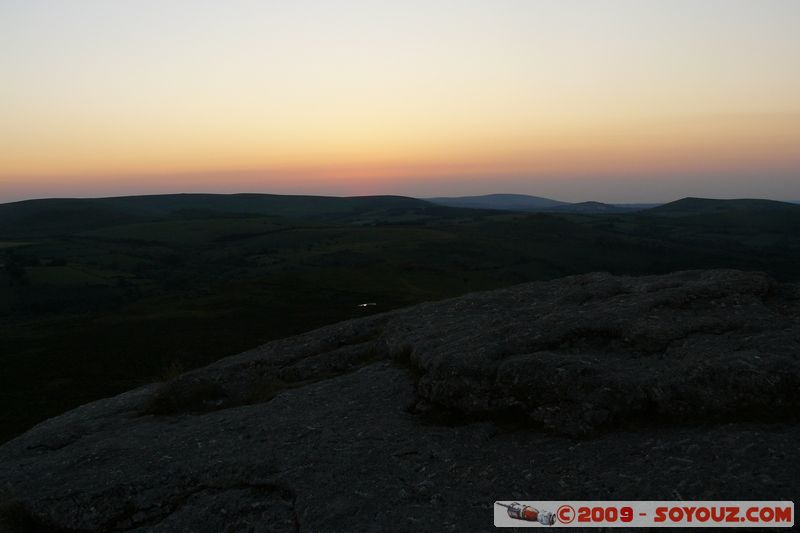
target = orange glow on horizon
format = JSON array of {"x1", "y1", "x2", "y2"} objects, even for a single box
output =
[
  {"x1": 3, "y1": 112, "x2": 797, "y2": 186},
  {"x1": 1, "y1": 1, "x2": 799, "y2": 202}
]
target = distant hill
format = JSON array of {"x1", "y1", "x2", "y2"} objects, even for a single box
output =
[
  {"x1": 0, "y1": 198, "x2": 147, "y2": 238},
  {"x1": 0, "y1": 193, "x2": 430, "y2": 238},
  {"x1": 426, "y1": 194, "x2": 659, "y2": 213},
  {"x1": 426, "y1": 193, "x2": 566, "y2": 211},
  {"x1": 96, "y1": 193, "x2": 429, "y2": 218},
  {"x1": 640, "y1": 197, "x2": 800, "y2": 232},
  {"x1": 545, "y1": 201, "x2": 634, "y2": 214},
  {"x1": 644, "y1": 197, "x2": 800, "y2": 217}
]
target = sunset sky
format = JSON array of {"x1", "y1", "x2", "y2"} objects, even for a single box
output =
[{"x1": 2, "y1": 0, "x2": 799, "y2": 203}]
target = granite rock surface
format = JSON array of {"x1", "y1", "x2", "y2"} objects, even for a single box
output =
[{"x1": 1, "y1": 270, "x2": 798, "y2": 531}]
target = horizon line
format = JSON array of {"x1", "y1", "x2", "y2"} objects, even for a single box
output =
[{"x1": 2, "y1": 190, "x2": 800, "y2": 207}]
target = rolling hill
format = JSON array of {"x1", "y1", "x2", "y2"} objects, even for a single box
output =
[
  {"x1": 426, "y1": 194, "x2": 657, "y2": 213},
  {"x1": 545, "y1": 201, "x2": 633, "y2": 213},
  {"x1": 0, "y1": 193, "x2": 431, "y2": 238},
  {"x1": 425, "y1": 193, "x2": 567, "y2": 210},
  {"x1": 644, "y1": 197, "x2": 800, "y2": 217},
  {"x1": 640, "y1": 197, "x2": 800, "y2": 232}
]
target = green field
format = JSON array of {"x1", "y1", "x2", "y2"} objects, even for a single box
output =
[{"x1": 2, "y1": 194, "x2": 800, "y2": 443}]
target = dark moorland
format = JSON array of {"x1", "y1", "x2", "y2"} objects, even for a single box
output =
[{"x1": 2, "y1": 193, "x2": 800, "y2": 443}]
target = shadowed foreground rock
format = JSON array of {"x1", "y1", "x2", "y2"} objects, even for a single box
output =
[{"x1": 1, "y1": 270, "x2": 798, "y2": 531}]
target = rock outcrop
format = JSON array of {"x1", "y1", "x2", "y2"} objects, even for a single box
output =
[{"x1": 1, "y1": 270, "x2": 798, "y2": 531}]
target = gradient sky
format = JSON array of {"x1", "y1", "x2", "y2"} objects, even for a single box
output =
[{"x1": 1, "y1": 0, "x2": 799, "y2": 203}]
